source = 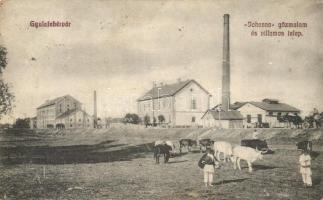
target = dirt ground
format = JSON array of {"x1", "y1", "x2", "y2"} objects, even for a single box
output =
[{"x1": 0, "y1": 128, "x2": 322, "y2": 199}]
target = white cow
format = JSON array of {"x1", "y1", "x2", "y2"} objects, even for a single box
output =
[
  {"x1": 213, "y1": 141, "x2": 233, "y2": 162},
  {"x1": 165, "y1": 141, "x2": 175, "y2": 151},
  {"x1": 154, "y1": 140, "x2": 165, "y2": 146},
  {"x1": 232, "y1": 146, "x2": 263, "y2": 173}
]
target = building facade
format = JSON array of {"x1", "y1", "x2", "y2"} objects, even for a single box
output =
[
  {"x1": 36, "y1": 95, "x2": 91, "y2": 129},
  {"x1": 137, "y1": 79, "x2": 211, "y2": 127},
  {"x1": 233, "y1": 99, "x2": 301, "y2": 128},
  {"x1": 29, "y1": 117, "x2": 37, "y2": 129},
  {"x1": 55, "y1": 109, "x2": 93, "y2": 129},
  {"x1": 201, "y1": 110, "x2": 243, "y2": 129}
]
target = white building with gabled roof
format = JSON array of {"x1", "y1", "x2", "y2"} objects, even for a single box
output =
[
  {"x1": 232, "y1": 98, "x2": 301, "y2": 128},
  {"x1": 137, "y1": 79, "x2": 211, "y2": 127}
]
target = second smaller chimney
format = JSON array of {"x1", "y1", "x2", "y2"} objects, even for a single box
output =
[{"x1": 93, "y1": 90, "x2": 97, "y2": 128}]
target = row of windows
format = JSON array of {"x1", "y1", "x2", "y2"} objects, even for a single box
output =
[
  {"x1": 140, "y1": 97, "x2": 198, "y2": 112},
  {"x1": 267, "y1": 112, "x2": 298, "y2": 116},
  {"x1": 69, "y1": 118, "x2": 90, "y2": 122},
  {"x1": 37, "y1": 109, "x2": 55, "y2": 117},
  {"x1": 246, "y1": 112, "x2": 298, "y2": 124},
  {"x1": 70, "y1": 124, "x2": 91, "y2": 128},
  {"x1": 246, "y1": 114, "x2": 262, "y2": 123},
  {"x1": 59, "y1": 102, "x2": 78, "y2": 113},
  {"x1": 38, "y1": 115, "x2": 55, "y2": 119},
  {"x1": 140, "y1": 98, "x2": 172, "y2": 112}
]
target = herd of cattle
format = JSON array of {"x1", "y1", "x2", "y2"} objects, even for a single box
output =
[{"x1": 153, "y1": 138, "x2": 313, "y2": 172}]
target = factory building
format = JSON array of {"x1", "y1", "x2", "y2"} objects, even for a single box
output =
[
  {"x1": 137, "y1": 79, "x2": 211, "y2": 127},
  {"x1": 232, "y1": 99, "x2": 301, "y2": 128},
  {"x1": 36, "y1": 95, "x2": 92, "y2": 129}
]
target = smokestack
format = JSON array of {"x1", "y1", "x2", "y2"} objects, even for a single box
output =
[
  {"x1": 93, "y1": 90, "x2": 97, "y2": 128},
  {"x1": 222, "y1": 14, "x2": 230, "y2": 111}
]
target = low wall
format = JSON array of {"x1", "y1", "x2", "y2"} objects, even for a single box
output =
[
  {"x1": 1, "y1": 128, "x2": 322, "y2": 147},
  {"x1": 196, "y1": 128, "x2": 323, "y2": 145}
]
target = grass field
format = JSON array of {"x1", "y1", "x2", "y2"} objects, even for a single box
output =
[{"x1": 0, "y1": 128, "x2": 322, "y2": 199}]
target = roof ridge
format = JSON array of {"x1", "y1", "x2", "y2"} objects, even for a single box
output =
[
  {"x1": 37, "y1": 94, "x2": 80, "y2": 109},
  {"x1": 137, "y1": 79, "x2": 210, "y2": 101},
  {"x1": 56, "y1": 108, "x2": 79, "y2": 119},
  {"x1": 246, "y1": 101, "x2": 300, "y2": 112}
]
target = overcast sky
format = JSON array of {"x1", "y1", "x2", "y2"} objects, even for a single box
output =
[{"x1": 0, "y1": 0, "x2": 322, "y2": 122}]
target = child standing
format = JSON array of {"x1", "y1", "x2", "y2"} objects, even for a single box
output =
[
  {"x1": 199, "y1": 148, "x2": 219, "y2": 187},
  {"x1": 299, "y1": 150, "x2": 312, "y2": 187}
]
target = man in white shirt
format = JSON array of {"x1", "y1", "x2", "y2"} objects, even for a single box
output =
[{"x1": 299, "y1": 150, "x2": 312, "y2": 187}]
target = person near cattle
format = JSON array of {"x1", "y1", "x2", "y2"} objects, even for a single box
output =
[
  {"x1": 299, "y1": 150, "x2": 312, "y2": 187},
  {"x1": 198, "y1": 148, "x2": 219, "y2": 187}
]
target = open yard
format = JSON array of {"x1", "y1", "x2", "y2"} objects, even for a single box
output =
[{"x1": 0, "y1": 128, "x2": 322, "y2": 199}]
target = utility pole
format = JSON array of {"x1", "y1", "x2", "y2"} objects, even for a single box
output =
[{"x1": 152, "y1": 81, "x2": 155, "y2": 125}]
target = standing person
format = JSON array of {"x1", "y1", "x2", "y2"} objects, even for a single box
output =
[
  {"x1": 198, "y1": 148, "x2": 219, "y2": 187},
  {"x1": 299, "y1": 150, "x2": 312, "y2": 187}
]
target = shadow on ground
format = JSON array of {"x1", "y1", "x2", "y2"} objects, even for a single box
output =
[
  {"x1": 311, "y1": 151, "x2": 320, "y2": 160},
  {"x1": 214, "y1": 178, "x2": 250, "y2": 185},
  {"x1": 171, "y1": 152, "x2": 189, "y2": 157},
  {"x1": 167, "y1": 160, "x2": 189, "y2": 164},
  {"x1": 0, "y1": 140, "x2": 155, "y2": 165},
  {"x1": 252, "y1": 164, "x2": 281, "y2": 171},
  {"x1": 313, "y1": 177, "x2": 321, "y2": 186}
]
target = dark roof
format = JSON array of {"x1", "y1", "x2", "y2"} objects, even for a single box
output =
[
  {"x1": 262, "y1": 98, "x2": 279, "y2": 103},
  {"x1": 37, "y1": 95, "x2": 80, "y2": 109},
  {"x1": 202, "y1": 110, "x2": 243, "y2": 120},
  {"x1": 212, "y1": 102, "x2": 247, "y2": 111},
  {"x1": 247, "y1": 101, "x2": 300, "y2": 112},
  {"x1": 137, "y1": 79, "x2": 210, "y2": 101},
  {"x1": 56, "y1": 109, "x2": 90, "y2": 119},
  {"x1": 230, "y1": 102, "x2": 247, "y2": 110},
  {"x1": 56, "y1": 109, "x2": 77, "y2": 119}
]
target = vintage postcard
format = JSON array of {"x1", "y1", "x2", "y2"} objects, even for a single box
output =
[{"x1": 0, "y1": 0, "x2": 322, "y2": 199}]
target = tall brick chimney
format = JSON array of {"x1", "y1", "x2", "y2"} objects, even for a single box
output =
[
  {"x1": 93, "y1": 90, "x2": 97, "y2": 128},
  {"x1": 222, "y1": 14, "x2": 230, "y2": 111}
]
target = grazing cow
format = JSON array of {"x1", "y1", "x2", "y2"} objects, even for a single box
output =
[
  {"x1": 297, "y1": 141, "x2": 312, "y2": 152},
  {"x1": 199, "y1": 139, "x2": 214, "y2": 152},
  {"x1": 155, "y1": 141, "x2": 175, "y2": 154},
  {"x1": 179, "y1": 139, "x2": 197, "y2": 153},
  {"x1": 154, "y1": 144, "x2": 171, "y2": 164},
  {"x1": 213, "y1": 141, "x2": 233, "y2": 162},
  {"x1": 241, "y1": 139, "x2": 269, "y2": 154},
  {"x1": 232, "y1": 146, "x2": 263, "y2": 172}
]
